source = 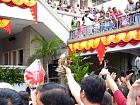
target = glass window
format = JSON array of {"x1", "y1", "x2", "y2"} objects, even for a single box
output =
[{"x1": 18, "y1": 49, "x2": 23, "y2": 65}]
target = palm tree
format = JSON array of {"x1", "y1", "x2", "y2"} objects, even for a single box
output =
[{"x1": 28, "y1": 35, "x2": 64, "y2": 82}]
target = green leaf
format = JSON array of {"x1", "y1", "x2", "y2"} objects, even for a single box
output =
[
  {"x1": 69, "y1": 53, "x2": 91, "y2": 83},
  {"x1": 27, "y1": 36, "x2": 64, "y2": 66},
  {"x1": 0, "y1": 68, "x2": 24, "y2": 85}
]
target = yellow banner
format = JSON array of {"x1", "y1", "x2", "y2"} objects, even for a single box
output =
[{"x1": 0, "y1": 19, "x2": 10, "y2": 28}]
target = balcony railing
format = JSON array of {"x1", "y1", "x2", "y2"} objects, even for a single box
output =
[{"x1": 69, "y1": 10, "x2": 140, "y2": 40}]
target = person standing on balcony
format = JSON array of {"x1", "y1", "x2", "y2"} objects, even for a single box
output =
[
  {"x1": 71, "y1": 17, "x2": 78, "y2": 31},
  {"x1": 107, "y1": 7, "x2": 113, "y2": 16},
  {"x1": 76, "y1": 4, "x2": 81, "y2": 14},
  {"x1": 77, "y1": 21, "x2": 84, "y2": 38},
  {"x1": 71, "y1": 17, "x2": 78, "y2": 38},
  {"x1": 82, "y1": 10, "x2": 93, "y2": 26},
  {"x1": 105, "y1": 12, "x2": 113, "y2": 31},
  {"x1": 112, "y1": 7, "x2": 123, "y2": 28},
  {"x1": 98, "y1": 11, "x2": 105, "y2": 32},
  {"x1": 83, "y1": 9, "x2": 98, "y2": 35},
  {"x1": 62, "y1": 0, "x2": 69, "y2": 12},
  {"x1": 71, "y1": 4, "x2": 77, "y2": 13},
  {"x1": 125, "y1": 0, "x2": 135, "y2": 13},
  {"x1": 135, "y1": 0, "x2": 140, "y2": 24},
  {"x1": 125, "y1": 0, "x2": 135, "y2": 25}
]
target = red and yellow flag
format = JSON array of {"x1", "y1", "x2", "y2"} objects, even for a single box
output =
[{"x1": 0, "y1": 18, "x2": 12, "y2": 35}]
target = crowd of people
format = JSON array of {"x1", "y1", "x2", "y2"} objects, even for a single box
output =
[
  {"x1": 70, "y1": 0, "x2": 140, "y2": 38},
  {"x1": 0, "y1": 65, "x2": 140, "y2": 105},
  {"x1": 47, "y1": 0, "x2": 140, "y2": 38},
  {"x1": 49, "y1": 0, "x2": 84, "y2": 14}
]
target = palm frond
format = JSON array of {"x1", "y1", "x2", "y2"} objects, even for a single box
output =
[
  {"x1": 48, "y1": 37, "x2": 64, "y2": 50},
  {"x1": 31, "y1": 35, "x2": 48, "y2": 47},
  {"x1": 28, "y1": 36, "x2": 64, "y2": 65}
]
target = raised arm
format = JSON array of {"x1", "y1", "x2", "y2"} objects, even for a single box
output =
[
  {"x1": 100, "y1": 68, "x2": 127, "y2": 105},
  {"x1": 64, "y1": 66, "x2": 83, "y2": 105},
  {"x1": 127, "y1": 79, "x2": 140, "y2": 105}
]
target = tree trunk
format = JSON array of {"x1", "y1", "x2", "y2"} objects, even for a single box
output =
[
  {"x1": 43, "y1": 57, "x2": 49, "y2": 82},
  {"x1": 46, "y1": 61, "x2": 49, "y2": 82}
]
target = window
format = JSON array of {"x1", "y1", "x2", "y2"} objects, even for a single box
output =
[
  {"x1": 3, "y1": 49, "x2": 24, "y2": 65},
  {"x1": 9, "y1": 52, "x2": 11, "y2": 65},
  {"x1": 13, "y1": 51, "x2": 17, "y2": 65},
  {"x1": 18, "y1": 50, "x2": 23, "y2": 65},
  {"x1": 4, "y1": 53, "x2": 8, "y2": 65}
]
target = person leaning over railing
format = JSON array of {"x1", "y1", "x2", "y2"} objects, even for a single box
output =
[
  {"x1": 98, "y1": 11, "x2": 106, "y2": 32},
  {"x1": 124, "y1": 0, "x2": 136, "y2": 25},
  {"x1": 112, "y1": 7, "x2": 123, "y2": 28},
  {"x1": 135, "y1": 1, "x2": 140, "y2": 24},
  {"x1": 104, "y1": 12, "x2": 113, "y2": 31},
  {"x1": 125, "y1": 0, "x2": 135, "y2": 14}
]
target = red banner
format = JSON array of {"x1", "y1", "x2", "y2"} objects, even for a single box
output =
[{"x1": 30, "y1": 3, "x2": 37, "y2": 24}]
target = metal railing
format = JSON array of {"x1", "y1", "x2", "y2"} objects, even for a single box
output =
[
  {"x1": 0, "y1": 65, "x2": 27, "y2": 70},
  {"x1": 69, "y1": 10, "x2": 140, "y2": 40}
]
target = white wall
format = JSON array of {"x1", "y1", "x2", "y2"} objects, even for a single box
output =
[
  {"x1": 96, "y1": 0, "x2": 138, "y2": 12},
  {"x1": 57, "y1": 11, "x2": 83, "y2": 28},
  {"x1": 12, "y1": 83, "x2": 27, "y2": 92},
  {"x1": 0, "y1": 0, "x2": 70, "y2": 44}
]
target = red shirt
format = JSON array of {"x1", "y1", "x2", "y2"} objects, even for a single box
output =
[
  {"x1": 113, "y1": 90, "x2": 127, "y2": 105},
  {"x1": 113, "y1": 10, "x2": 123, "y2": 18}
]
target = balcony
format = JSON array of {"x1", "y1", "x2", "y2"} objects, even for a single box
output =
[{"x1": 69, "y1": 10, "x2": 140, "y2": 43}]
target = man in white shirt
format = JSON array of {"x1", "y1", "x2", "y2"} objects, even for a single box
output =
[{"x1": 125, "y1": 0, "x2": 135, "y2": 13}]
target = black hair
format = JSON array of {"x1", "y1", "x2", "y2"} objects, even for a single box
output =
[
  {"x1": 37, "y1": 82, "x2": 68, "y2": 94},
  {"x1": 112, "y1": 7, "x2": 116, "y2": 11},
  {"x1": 118, "y1": 85, "x2": 129, "y2": 98},
  {"x1": 101, "y1": 91, "x2": 112, "y2": 105},
  {"x1": 80, "y1": 75, "x2": 106, "y2": 104},
  {"x1": 0, "y1": 98, "x2": 9, "y2": 105},
  {"x1": 19, "y1": 91, "x2": 30, "y2": 105},
  {"x1": 37, "y1": 83, "x2": 74, "y2": 105},
  {"x1": 26, "y1": 87, "x2": 31, "y2": 95},
  {"x1": 66, "y1": 85, "x2": 77, "y2": 104},
  {"x1": 74, "y1": 17, "x2": 77, "y2": 20},
  {"x1": 107, "y1": 89, "x2": 113, "y2": 96},
  {"x1": 121, "y1": 71, "x2": 125, "y2": 77},
  {"x1": 0, "y1": 88, "x2": 25, "y2": 105},
  {"x1": 40, "y1": 89, "x2": 73, "y2": 105}
]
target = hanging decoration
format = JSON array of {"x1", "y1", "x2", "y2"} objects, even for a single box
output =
[
  {"x1": 96, "y1": 40, "x2": 106, "y2": 64},
  {"x1": 0, "y1": 0, "x2": 38, "y2": 23},
  {"x1": 30, "y1": 3, "x2": 37, "y2": 24},
  {"x1": 0, "y1": 18, "x2": 12, "y2": 35},
  {"x1": 68, "y1": 29, "x2": 140, "y2": 64}
]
